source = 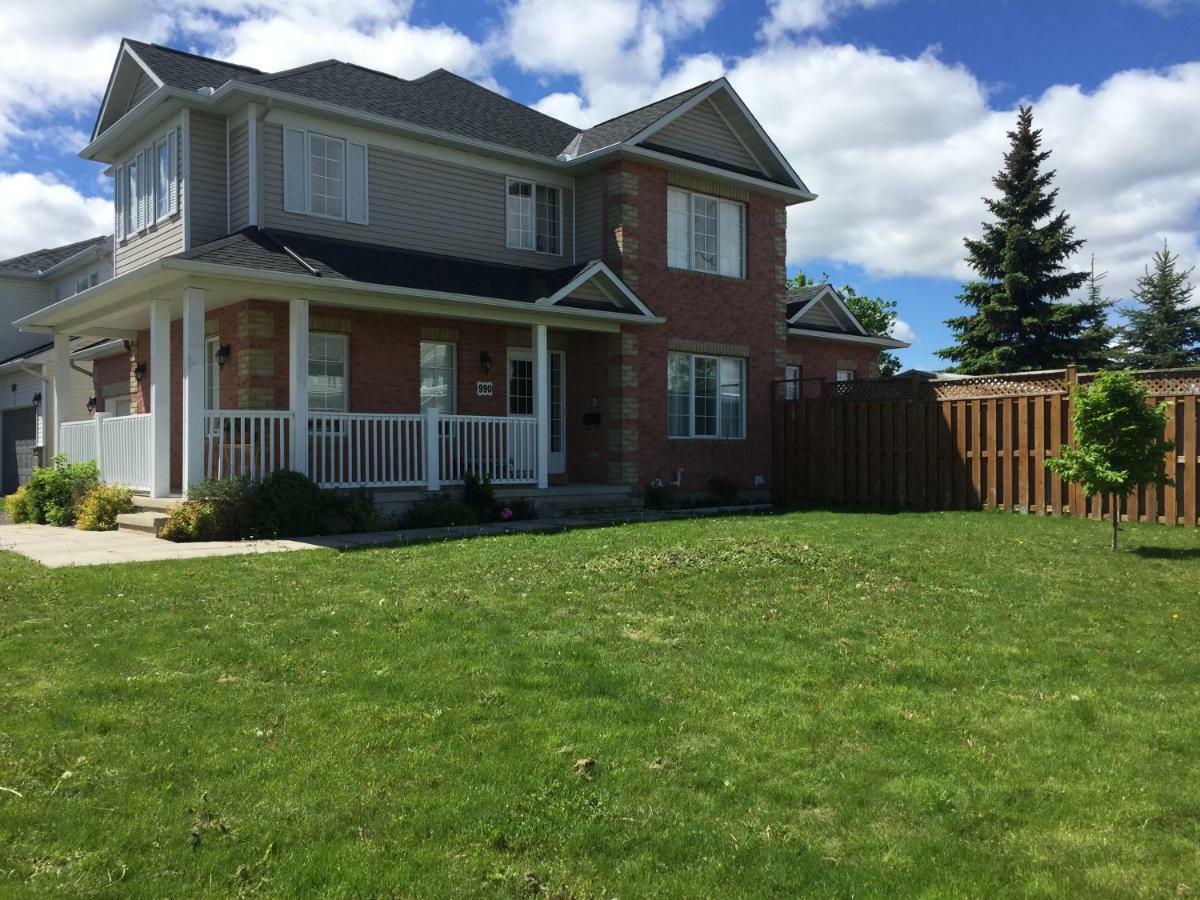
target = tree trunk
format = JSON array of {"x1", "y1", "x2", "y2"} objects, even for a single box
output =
[{"x1": 1111, "y1": 492, "x2": 1119, "y2": 552}]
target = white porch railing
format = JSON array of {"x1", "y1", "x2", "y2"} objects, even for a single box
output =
[
  {"x1": 204, "y1": 411, "x2": 294, "y2": 482},
  {"x1": 308, "y1": 412, "x2": 426, "y2": 488},
  {"x1": 58, "y1": 413, "x2": 153, "y2": 493},
  {"x1": 439, "y1": 413, "x2": 537, "y2": 485}
]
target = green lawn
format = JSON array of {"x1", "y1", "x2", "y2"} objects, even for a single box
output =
[{"x1": 1, "y1": 511, "x2": 1198, "y2": 897}]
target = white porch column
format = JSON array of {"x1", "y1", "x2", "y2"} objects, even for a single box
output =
[
  {"x1": 533, "y1": 323, "x2": 550, "y2": 489},
  {"x1": 51, "y1": 332, "x2": 71, "y2": 456},
  {"x1": 181, "y1": 287, "x2": 206, "y2": 492},
  {"x1": 289, "y1": 298, "x2": 309, "y2": 475},
  {"x1": 149, "y1": 298, "x2": 172, "y2": 497}
]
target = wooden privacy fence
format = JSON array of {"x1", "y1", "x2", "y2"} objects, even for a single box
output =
[{"x1": 773, "y1": 368, "x2": 1200, "y2": 526}]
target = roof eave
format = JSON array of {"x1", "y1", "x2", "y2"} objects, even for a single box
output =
[{"x1": 787, "y1": 326, "x2": 909, "y2": 349}]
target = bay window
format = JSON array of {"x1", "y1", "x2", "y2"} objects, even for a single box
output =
[
  {"x1": 667, "y1": 187, "x2": 745, "y2": 278},
  {"x1": 506, "y1": 177, "x2": 561, "y2": 254},
  {"x1": 667, "y1": 351, "x2": 746, "y2": 439},
  {"x1": 115, "y1": 126, "x2": 178, "y2": 240}
]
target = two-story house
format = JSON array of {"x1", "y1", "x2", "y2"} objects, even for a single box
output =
[
  {"x1": 0, "y1": 235, "x2": 123, "y2": 493},
  {"x1": 19, "y1": 40, "x2": 906, "y2": 501}
]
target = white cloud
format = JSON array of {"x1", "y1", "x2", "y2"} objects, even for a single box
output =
[
  {"x1": 761, "y1": 0, "x2": 896, "y2": 38},
  {"x1": 890, "y1": 317, "x2": 916, "y2": 343},
  {"x1": 0, "y1": 172, "x2": 112, "y2": 261}
]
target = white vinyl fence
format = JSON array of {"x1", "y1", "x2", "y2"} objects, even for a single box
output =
[{"x1": 58, "y1": 413, "x2": 153, "y2": 492}]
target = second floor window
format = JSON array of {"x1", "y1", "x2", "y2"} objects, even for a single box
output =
[
  {"x1": 308, "y1": 133, "x2": 344, "y2": 218},
  {"x1": 115, "y1": 127, "x2": 178, "y2": 241},
  {"x1": 506, "y1": 178, "x2": 561, "y2": 254},
  {"x1": 283, "y1": 127, "x2": 368, "y2": 225},
  {"x1": 667, "y1": 187, "x2": 745, "y2": 278}
]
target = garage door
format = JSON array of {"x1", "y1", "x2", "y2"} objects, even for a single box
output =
[{"x1": 2, "y1": 407, "x2": 37, "y2": 495}]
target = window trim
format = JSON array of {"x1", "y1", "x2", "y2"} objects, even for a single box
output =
[
  {"x1": 117, "y1": 126, "x2": 178, "y2": 241},
  {"x1": 667, "y1": 351, "x2": 746, "y2": 440},
  {"x1": 784, "y1": 364, "x2": 802, "y2": 401},
  {"x1": 307, "y1": 332, "x2": 349, "y2": 413},
  {"x1": 305, "y1": 131, "x2": 348, "y2": 222},
  {"x1": 505, "y1": 176, "x2": 564, "y2": 257},
  {"x1": 419, "y1": 340, "x2": 457, "y2": 414},
  {"x1": 204, "y1": 335, "x2": 220, "y2": 411},
  {"x1": 666, "y1": 186, "x2": 746, "y2": 279}
]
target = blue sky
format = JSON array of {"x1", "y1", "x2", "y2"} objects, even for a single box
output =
[{"x1": 1, "y1": 0, "x2": 1197, "y2": 370}]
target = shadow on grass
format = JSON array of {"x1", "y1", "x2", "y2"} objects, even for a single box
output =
[{"x1": 1130, "y1": 546, "x2": 1200, "y2": 560}]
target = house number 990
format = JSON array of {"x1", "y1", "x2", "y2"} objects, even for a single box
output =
[{"x1": 476, "y1": 381, "x2": 495, "y2": 397}]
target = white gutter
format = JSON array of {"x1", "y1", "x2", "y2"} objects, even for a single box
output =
[{"x1": 787, "y1": 326, "x2": 910, "y2": 349}]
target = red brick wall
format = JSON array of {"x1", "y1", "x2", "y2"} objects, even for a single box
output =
[
  {"x1": 598, "y1": 160, "x2": 790, "y2": 495},
  {"x1": 784, "y1": 335, "x2": 882, "y2": 394}
]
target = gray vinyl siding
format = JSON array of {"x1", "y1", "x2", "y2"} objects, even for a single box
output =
[
  {"x1": 653, "y1": 99, "x2": 761, "y2": 173},
  {"x1": 797, "y1": 299, "x2": 842, "y2": 330},
  {"x1": 228, "y1": 119, "x2": 251, "y2": 231},
  {"x1": 128, "y1": 70, "x2": 157, "y2": 110},
  {"x1": 574, "y1": 172, "x2": 603, "y2": 263},
  {"x1": 115, "y1": 218, "x2": 184, "y2": 275},
  {"x1": 50, "y1": 253, "x2": 114, "y2": 301},
  {"x1": 566, "y1": 280, "x2": 610, "y2": 303},
  {"x1": 0, "y1": 277, "x2": 53, "y2": 362},
  {"x1": 261, "y1": 123, "x2": 574, "y2": 270},
  {"x1": 188, "y1": 111, "x2": 229, "y2": 245}
]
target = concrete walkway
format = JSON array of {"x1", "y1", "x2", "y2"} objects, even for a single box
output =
[{"x1": 0, "y1": 504, "x2": 771, "y2": 569}]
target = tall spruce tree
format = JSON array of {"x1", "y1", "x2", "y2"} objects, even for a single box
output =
[
  {"x1": 939, "y1": 106, "x2": 1103, "y2": 373},
  {"x1": 1118, "y1": 242, "x2": 1200, "y2": 369}
]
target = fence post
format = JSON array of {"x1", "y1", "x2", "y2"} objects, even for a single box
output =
[
  {"x1": 910, "y1": 371, "x2": 923, "y2": 401},
  {"x1": 425, "y1": 407, "x2": 441, "y2": 491},
  {"x1": 93, "y1": 412, "x2": 109, "y2": 482}
]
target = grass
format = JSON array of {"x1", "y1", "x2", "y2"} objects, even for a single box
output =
[{"x1": 1, "y1": 509, "x2": 1198, "y2": 897}]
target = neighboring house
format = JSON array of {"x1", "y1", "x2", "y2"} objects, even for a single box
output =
[
  {"x1": 0, "y1": 236, "x2": 117, "y2": 493},
  {"x1": 18, "y1": 39, "x2": 907, "y2": 499}
]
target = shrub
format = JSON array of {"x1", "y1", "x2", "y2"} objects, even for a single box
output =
[
  {"x1": 75, "y1": 484, "x2": 135, "y2": 531},
  {"x1": 188, "y1": 476, "x2": 256, "y2": 540},
  {"x1": 160, "y1": 501, "x2": 221, "y2": 542},
  {"x1": 707, "y1": 475, "x2": 740, "y2": 504},
  {"x1": 461, "y1": 472, "x2": 499, "y2": 520},
  {"x1": 5, "y1": 486, "x2": 33, "y2": 523},
  {"x1": 401, "y1": 496, "x2": 484, "y2": 529},
  {"x1": 22, "y1": 455, "x2": 100, "y2": 526},
  {"x1": 326, "y1": 489, "x2": 386, "y2": 533},
  {"x1": 644, "y1": 478, "x2": 674, "y2": 511},
  {"x1": 249, "y1": 469, "x2": 326, "y2": 538}
]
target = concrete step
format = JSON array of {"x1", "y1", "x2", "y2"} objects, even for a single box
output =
[
  {"x1": 131, "y1": 495, "x2": 180, "y2": 513},
  {"x1": 117, "y1": 511, "x2": 169, "y2": 536}
]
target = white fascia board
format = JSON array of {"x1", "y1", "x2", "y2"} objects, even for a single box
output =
[
  {"x1": 37, "y1": 244, "x2": 110, "y2": 280},
  {"x1": 787, "y1": 326, "x2": 909, "y2": 349},
  {"x1": 81, "y1": 86, "x2": 189, "y2": 161},
  {"x1": 91, "y1": 43, "x2": 165, "y2": 143},
  {"x1": 540, "y1": 260, "x2": 656, "y2": 318},
  {"x1": 15, "y1": 262, "x2": 169, "y2": 332},
  {"x1": 787, "y1": 285, "x2": 871, "y2": 336},
  {"x1": 70, "y1": 339, "x2": 127, "y2": 361}
]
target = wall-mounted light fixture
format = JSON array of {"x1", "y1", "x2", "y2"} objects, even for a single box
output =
[
  {"x1": 86, "y1": 397, "x2": 97, "y2": 414},
  {"x1": 134, "y1": 362, "x2": 147, "y2": 383},
  {"x1": 479, "y1": 351, "x2": 492, "y2": 374},
  {"x1": 31, "y1": 392, "x2": 41, "y2": 406},
  {"x1": 216, "y1": 343, "x2": 232, "y2": 369}
]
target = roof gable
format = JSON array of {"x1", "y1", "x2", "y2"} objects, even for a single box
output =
[
  {"x1": 786, "y1": 285, "x2": 868, "y2": 335},
  {"x1": 0, "y1": 236, "x2": 110, "y2": 277},
  {"x1": 628, "y1": 80, "x2": 810, "y2": 192},
  {"x1": 92, "y1": 44, "x2": 162, "y2": 139},
  {"x1": 539, "y1": 261, "x2": 654, "y2": 317}
]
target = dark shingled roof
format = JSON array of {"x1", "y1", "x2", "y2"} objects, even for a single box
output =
[
  {"x1": 125, "y1": 40, "x2": 261, "y2": 91},
  {"x1": 785, "y1": 284, "x2": 827, "y2": 321},
  {"x1": 0, "y1": 235, "x2": 110, "y2": 276},
  {"x1": 244, "y1": 63, "x2": 581, "y2": 159},
  {"x1": 569, "y1": 83, "x2": 712, "y2": 157},
  {"x1": 173, "y1": 228, "x2": 633, "y2": 308}
]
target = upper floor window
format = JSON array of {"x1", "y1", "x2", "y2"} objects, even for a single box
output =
[
  {"x1": 506, "y1": 178, "x2": 561, "y2": 254},
  {"x1": 667, "y1": 187, "x2": 745, "y2": 278},
  {"x1": 283, "y1": 127, "x2": 368, "y2": 225},
  {"x1": 115, "y1": 127, "x2": 178, "y2": 241}
]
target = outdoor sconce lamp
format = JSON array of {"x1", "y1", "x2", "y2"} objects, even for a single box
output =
[
  {"x1": 31, "y1": 392, "x2": 41, "y2": 406},
  {"x1": 479, "y1": 351, "x2": 492, "y2": 374},
  {"x1": 86, "y1": 397, "x2": 97, "y2": 414},
  {"x1": 134, "y1": 362, "x2": 147, "y2": 383},
  {"x1": 216, "y1": 343, "x2": 232, "y2": 369}
]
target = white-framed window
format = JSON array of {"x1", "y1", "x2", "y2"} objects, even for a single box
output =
[
  {"x1": 508, "y1": 354, "x2": 533, "y2": 416},
  {"x1": 283, "y1": 127, "x2": 368, "y2": 224},
  {"x1": 204, "y1": 336, "x2": 220, "y2": 411},
  {"x1": 308, "y1": 333, "x2": 348, "y2": 412},
  {"x1": 115, "y1": 127, "x2": 178, "y2": 240},
  {"x1": 667, "y1": 351, "x2": 746, "y2": 439},
  {"x1": 666, "y1": 187, "x2": 745, "y2": 278},
  {"x1": 506, "y1": 177, "x2": 561, "y2": 254},
  {"x1": 784, "y1": 364, "x2": 802, "y2": 401},
  {"x1": 308, "y1": 132, "x2": 345, "y2": 219},
  {"x1": 109, "y1": 395, "x2": 133, "y2": 417},
  {"x1": 837, "y1": 368, "x2": 856, "y2": 382},
  {"x1": 419, "y1": 341, "x2": 456, "y2": 414}
]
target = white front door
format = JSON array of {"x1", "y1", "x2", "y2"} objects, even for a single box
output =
[{"x1": 508, "y1": 348, "x2": 566, "y2": 475}]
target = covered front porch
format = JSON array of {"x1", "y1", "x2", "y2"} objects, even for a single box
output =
[{"x1": 28, "y1": 240, "x2": 657, "y2": 499}]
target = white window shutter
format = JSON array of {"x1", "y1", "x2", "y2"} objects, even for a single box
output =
[
  {"x1": 168, "y1": 129, "x2": 179, "y2": 215},
  {"x1": 346, "y1": 142, "x2": 367, "y2": 225},
  {"x1": 114, "y1": 165, "x2": 125, "y2": 241},
  {"x1": 135, "y1": 151, "x2": 145, "y2": 230},
  {"x1": 283, "y1": 128, "x2": 307, "y2": 214}
]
